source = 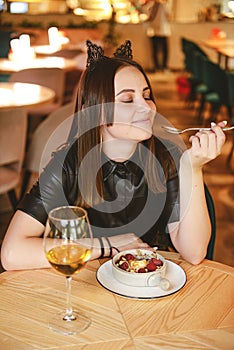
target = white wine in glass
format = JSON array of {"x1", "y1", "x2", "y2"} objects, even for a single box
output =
[{"x1": 43, "y1": 206, "x2": 93, "y2": 335}]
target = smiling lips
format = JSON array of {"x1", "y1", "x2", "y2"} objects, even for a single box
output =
[{"x1": 133, "y1": 118, "x2": 151, "y2": 125}]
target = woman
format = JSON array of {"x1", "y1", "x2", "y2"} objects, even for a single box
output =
[{"x1": 1, "y1": 40, "x2": 226, "y2": 270}]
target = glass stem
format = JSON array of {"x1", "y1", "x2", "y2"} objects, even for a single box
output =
[{"x1": 63, "y1": 276, "x2": 76, "y2": 321}]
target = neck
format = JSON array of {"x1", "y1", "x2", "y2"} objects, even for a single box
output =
[{"x1": 102, "y1": 139, "x2": 138, "y2": 162}]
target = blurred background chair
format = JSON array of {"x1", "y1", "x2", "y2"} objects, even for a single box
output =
[
  {"x1": 226, "y1": 71, "x2": 234, "y2": 172},
  {"x1": 21, "y1": 102, "x2": 75, "y2": 196},
  {"x1": 0, "y1": 108, "x2": 27, "y2": 210},
  {"x1": 9, "y1": 67, "x2": 66, "y2": 135},
  {"x1": 205, "y1": 184, "x2": 216, "y2": 260},
  {"x1": 181, "y1": 37, "x2": 209, "y2": 107},
  {"x1": 36, "y1": 48, "x2": 84, "y2": 104},
  {"x1": 199, "y1": 59, "x2": 231, "y2": 124},
  {"x1": 0, "y1": 30, "x2": 12, "y2": 59},
  {"x1": 0, "y1": 30, "x2": 14, "y2": 82},
  {"x1": 191, "y1": 52, "x2": 212, "y2": 122},
  {"x1": 63, "y1": 69, "x2": 82, "y2": 105},
  {"x1": 226, "y1": 70, "x2": 234, "y2": 121}
]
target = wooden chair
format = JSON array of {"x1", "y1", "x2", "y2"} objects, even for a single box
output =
[
  {"x1": 9, "y1": 67, "x2": 66, "y2": 134},
  {"x1": 0, "y1": 108, "x2": 27, "y2": 210},
  {"x1": 9, "y1": 67, "x2": 65, "y2": 116},
  {"x1": 63, "y1": 69, "x2": 82, "y2": 105}
]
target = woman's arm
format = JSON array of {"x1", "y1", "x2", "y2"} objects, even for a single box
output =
[
  {"x1": 169, "y1": 122, "x2": 226, "y2": 265},
  {"x1": 0, "y1": 210, "x2": 107, "y2": 270},
  {"x1": 1, "y1": 210, "x2": 104, "y2": 270},
  {"x1": 1, "y1": 211, "x2": 150, "y2": 271},
  {"x1": 1, "y1": 145, "x2": 75, "y2": 270},
  {"x1": 1, "y1": 210, "x2": 49, "y2": 270}
]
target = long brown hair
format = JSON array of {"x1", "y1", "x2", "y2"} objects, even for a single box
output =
[{"x1": 73, "y1": 57, "x2": 169, "y2": 207}]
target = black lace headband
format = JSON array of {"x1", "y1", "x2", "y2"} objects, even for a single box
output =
[{"x1": 86, "y1": 40, "x2": 133, "y2": 69}]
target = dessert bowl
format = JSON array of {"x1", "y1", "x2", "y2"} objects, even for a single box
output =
[{"x1": 112, "y1": 249, "x2": 170, "y2": 290}]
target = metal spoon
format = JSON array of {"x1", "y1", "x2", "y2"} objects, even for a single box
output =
[{"x1": 161, "y1": 125, "x2": 234, "y2": 134}]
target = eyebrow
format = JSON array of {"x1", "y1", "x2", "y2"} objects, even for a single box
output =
[{"x1": 115, "y1": 87, "x2": 150, "y2": 97}]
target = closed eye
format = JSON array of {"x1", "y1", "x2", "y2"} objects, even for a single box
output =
[
  {"x1": 115, "y1": 88, "x2": 152, "y2": 103},
  {"x1": 121, "y1": 99, "x2": 133, "y2": 103},
  {"x1": 115, "y1": 92, "x2": 133, "y2": 103}
]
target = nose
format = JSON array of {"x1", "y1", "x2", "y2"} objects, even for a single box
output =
[
  {"x1": 135, "y1": 98, "x2": 155, "y2": 114},
  {"x1": 135, "y1": 96, "x2": 151, "y2": 109}
]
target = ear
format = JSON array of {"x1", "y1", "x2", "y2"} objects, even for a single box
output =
[
  {"x1": 86, "y1": 40, "x2": 104, "y2": 68},
  {"x1": 113, "y1": 40, "x2": 133, "y2": 60}
]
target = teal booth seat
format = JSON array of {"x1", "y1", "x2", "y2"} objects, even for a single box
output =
[
  {"x1": 205, "y1": 184, "x2": 216, "y2": 260},
  {"x1": 226, "y1": 70, "x2": 234, "y2": 120},
  {"x1": 198, "y1": 59, "x2": 232, "y2": 123},
  {"x1": 180, "y1": 37, "x2": 209, "y2": 104},
  {"x1": 0, "y1": 30, "x2": 13, "y2": 82},
  {"x1": 0, "y1": 30, "x2": 12, "y2": 58}
]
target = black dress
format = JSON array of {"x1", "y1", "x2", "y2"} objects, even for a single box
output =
[{"x1": 18, "y1": 138, "x2": 181, "y2": 250}]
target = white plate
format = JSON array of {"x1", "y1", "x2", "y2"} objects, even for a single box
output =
[{"x1": 96, "y1": 260, "x2": 186, "y2": 299}]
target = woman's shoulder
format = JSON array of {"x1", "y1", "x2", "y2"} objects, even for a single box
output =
[
  {"x1": 47, "y1": 139, "x2": 78, "y2": 174},
  {"x1": 17, "y1": 140, "x2": 78, "y2": 226}
]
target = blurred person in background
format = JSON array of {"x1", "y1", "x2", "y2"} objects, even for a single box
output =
[{"x1": 146, "y1": 0, "x2": 172, "y2": 72}]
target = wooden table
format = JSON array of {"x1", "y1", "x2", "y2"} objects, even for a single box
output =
[
  {"x1": 201, "y1": 39, "x2": 234, "y2": 70},
  {"x1": 216, "y1": 46, "x2": 234, "y2": 70},
  {"x1": 0, "y1": 56, "x2": 78, "y2": 74},
  {"x1": 33, "y1": 44, "x2": 83, "y2": 56},
  {"x1": 201, "y1": 39, "x2": 234, "y2": 50},
  {"x1": 0, "y1": 251, "x2": 233, "y2": 349},
  {"x1": 0, "y1": 82, "x2": 55, "y2": 109}
]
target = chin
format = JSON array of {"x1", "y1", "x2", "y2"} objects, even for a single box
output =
[{"x1": 134, "y1": 130, "x2": 153, "y2": 142}]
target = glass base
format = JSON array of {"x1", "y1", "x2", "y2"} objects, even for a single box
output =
[{"x1": 48, "y1": 310, "x2": 91, "y2": 335}]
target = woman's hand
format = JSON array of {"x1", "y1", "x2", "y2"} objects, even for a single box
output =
[{"x1": 182, "y1": 121, "x2": 226, "y2": 171}]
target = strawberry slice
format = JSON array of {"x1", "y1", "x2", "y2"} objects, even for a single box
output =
[
  {"x1": 119, "y1": 262, "x2": 129, "y2": 271},
  {"x1": 151, "y1": 258, "x2": 163, "y2": 266},
  {"x1": 146, "y1": 261, "x2": 157, "y2": 271},
  {"x1": 125, "y1": 253, "x2": 135, "y2": 261},
  {"x1": 138, "y1": 268, "x2": 147, "y2": 273}
]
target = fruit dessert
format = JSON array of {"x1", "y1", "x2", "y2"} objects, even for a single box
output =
[{"x1": 115, "y1": 251, "x2": 164, "y2": 273}]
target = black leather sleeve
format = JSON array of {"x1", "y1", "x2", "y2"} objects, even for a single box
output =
[{"x1": 17, "y1": 143, "x2": 78, "y2": 226}]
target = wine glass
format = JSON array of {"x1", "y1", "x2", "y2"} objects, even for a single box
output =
[{"x1": 43, "y1": 206, "x2": 93, "y2": 335}]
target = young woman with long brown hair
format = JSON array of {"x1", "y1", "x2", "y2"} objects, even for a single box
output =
[{"x1": 1, "y1": 40, "x2": 226, "y2": 270}]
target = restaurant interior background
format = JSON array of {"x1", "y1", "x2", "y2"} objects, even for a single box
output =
[
  {"x1": 0, "y1": 0, "x2": 233, "y2": 270},
  {"x1": 1, "y1": 0, "x2": 234, "y2": 69}
]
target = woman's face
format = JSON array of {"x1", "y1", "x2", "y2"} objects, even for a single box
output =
[{"x1": 102, "y1": 66, "x2": 156, "y2": 143}]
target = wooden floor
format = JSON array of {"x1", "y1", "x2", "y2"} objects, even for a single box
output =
[{"x1": 0, "y1": 71, "x2": 233, "y2": 272}]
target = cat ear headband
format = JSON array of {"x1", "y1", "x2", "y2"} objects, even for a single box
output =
[{"x1": 86, "y1": 39, "x2": 133, "y2": 69}]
